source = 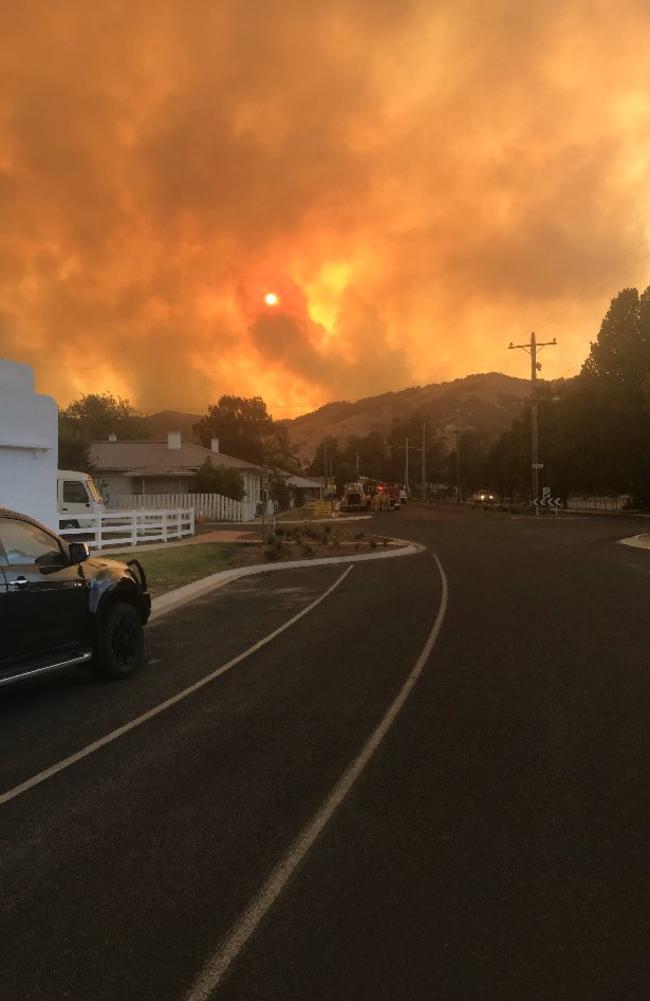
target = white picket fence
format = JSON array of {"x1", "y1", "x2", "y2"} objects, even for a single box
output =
[
  {"x1": 59, "y1": 508, "x2": 195, "y2": 549},
  {"x1": 110, "y1": 492, "x2": 257, "y2": 522},
  {"x1": 567, "y1": 494, "x2": 631, "y2": 512}
]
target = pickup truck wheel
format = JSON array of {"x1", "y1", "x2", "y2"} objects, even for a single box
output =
[{"x1": 94, "y1": 602, "x2": 144, "y2": 680}]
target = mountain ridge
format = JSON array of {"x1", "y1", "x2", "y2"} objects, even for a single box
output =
[{"x1": 280, "y1": 371, "x2": 539, "y2": 463}]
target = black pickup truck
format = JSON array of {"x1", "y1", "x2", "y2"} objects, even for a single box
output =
[{"x1": 0, "y1": 508, "x2": 151, "y2": 688}]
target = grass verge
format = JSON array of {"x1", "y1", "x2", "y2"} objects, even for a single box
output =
[
  {"x1": 114, "y1": 543, "x2": 261, "y2": 596},
  {"x1": 115, "y1": 526, "x2": 407, "y2": 597}
]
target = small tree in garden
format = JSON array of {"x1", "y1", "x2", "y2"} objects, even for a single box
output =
[
  {"x1": 189, "y1": 460, "x2": 245, "y2": 500},
  {"x1": 270, "y1": 475, "x2": 291, "y2": 511}
]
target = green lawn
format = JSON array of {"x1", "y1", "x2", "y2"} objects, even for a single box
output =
[{"x1": 114, "y1": 542, "x2": 260, "y2": 596}]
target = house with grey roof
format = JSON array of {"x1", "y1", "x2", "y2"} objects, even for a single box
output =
[
  {"x1": 274, "y1": 470, "x2": 324, "y2": 507},
  {"x1": 90, "y1": 432, "x2": 263, "y2": 509}
]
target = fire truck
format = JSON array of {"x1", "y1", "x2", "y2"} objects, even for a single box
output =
[{"x1": 342, "y1": 481, "x2": 369, "y2": 512}]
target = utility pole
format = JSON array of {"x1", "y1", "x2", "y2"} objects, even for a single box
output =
[
  {"x1": 455, "y1": 410, "x2": 462, "y2": 505},
  {"x1": 323, "y1": 439, "x2": 328, "y2": 495},
  {"x1": 404, "y1": 437, "x2": 409, "y2": 495},
  {"x1": 355, "y1": 452, "x2": 360, "y2": 478},
  {"x1": 508, "y1": 332, "x2": 557, "y2": 502},
  {"x1": 421, "y1": 423, "x2": 427, "y2": 502}
]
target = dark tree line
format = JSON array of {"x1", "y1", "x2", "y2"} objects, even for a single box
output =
[
  {"x1": 194, "y1": 395, "x2": 299, "y2": 470},
  {"x1": 58, "y1": 392, "x2": 302, "y2": 475},
  {"x1": 58, "y1": 393, "x2": 150, "y2": 471},
  {"x1": 487, "y1": 286, "x2": 650, "y2": 503}
]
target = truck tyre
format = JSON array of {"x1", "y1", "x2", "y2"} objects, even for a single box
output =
[{"x1": 94, "y1": 602, "x2": 144, "y2": 680}]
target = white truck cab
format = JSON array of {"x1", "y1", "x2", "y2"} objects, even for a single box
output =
[{"x1": 58, "y1": 470, "x2": 106, "y2": 527}]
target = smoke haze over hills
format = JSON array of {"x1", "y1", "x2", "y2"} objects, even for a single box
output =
[{"x1": 2, "y1": 1, "x2": 650, "y2": 416}]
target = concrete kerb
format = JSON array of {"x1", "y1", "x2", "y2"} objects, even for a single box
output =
[
  {"x1": 619, "y1": 534, "x2": 650, "y2": 551},
  {"x1": 276, "y1": 515, "x2": 373, "y2": 524},
  {"x1": 149, "y1": 539, "x2": 425, "y2": 622}
]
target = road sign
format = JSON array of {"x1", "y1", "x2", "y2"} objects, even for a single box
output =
[
  {"x1": 533, "y1": 487, "x2": 563, "y2": 514},
  {"x1": 532, "y1": 463, "x2": 544, "y2": 469}
]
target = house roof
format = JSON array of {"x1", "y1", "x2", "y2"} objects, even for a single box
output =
[
  {"x1": 90, "y1": 439, "x2": 261, "y2": 474},
  {"x1": 123, "y1": 466, "x2": 195, "y2": 478},
  {"x1": 280, "y1": 473, "x2": 323, "y2": 489}
]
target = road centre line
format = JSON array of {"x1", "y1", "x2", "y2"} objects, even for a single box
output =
[
  {"x1": 0, "y1": 566, "x2": 354, "y2": 809},
  {"x1": 183, "y1": 553, "x2": 449, "y2": 1001}
]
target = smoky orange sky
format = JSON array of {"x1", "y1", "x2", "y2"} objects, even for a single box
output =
[{"x1": 2, "y1": 1, "x2": 650, "y2": 418}]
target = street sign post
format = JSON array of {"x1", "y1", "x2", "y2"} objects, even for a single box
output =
[{"x1": 532, "y1": 486, "x2": 563, "y2": 516}]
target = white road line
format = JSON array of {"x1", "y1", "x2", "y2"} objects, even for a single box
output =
[
  {"x1": 183, "y1": 553, "x2": 449, "y2": 1001},
  {"x1": 0, "y1": 566, "x2": 354, "y2": 809}
]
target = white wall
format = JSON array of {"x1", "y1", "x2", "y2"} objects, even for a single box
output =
[{"x1": 0, "y1": 361, "x2": 58, "y2": 529}]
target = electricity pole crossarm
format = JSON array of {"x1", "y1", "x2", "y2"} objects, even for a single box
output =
[{"x1": 508, "y1": 332, "x2": 557, "y2": 503}]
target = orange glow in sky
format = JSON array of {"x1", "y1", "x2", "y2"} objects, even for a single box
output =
[{"x1": 2, "y1": 2, "x2": 650, "y2": 418}]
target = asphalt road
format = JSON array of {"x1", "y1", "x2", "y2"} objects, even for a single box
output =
[{"x1": 2, "y1": 506, "x2": 650, "y2": 1000}]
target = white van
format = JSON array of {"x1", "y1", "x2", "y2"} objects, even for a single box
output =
[{"x1": 58, "y1": 470, "x2": 106, "y2": 528}]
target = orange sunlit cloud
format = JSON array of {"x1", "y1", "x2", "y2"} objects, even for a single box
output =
[{"x1": 2, "y1": 1, "x2": 650, "y2": 418}]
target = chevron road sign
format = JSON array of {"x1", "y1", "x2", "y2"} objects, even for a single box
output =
[{"x1": 533, "y1": 487, "x2": 563, "y2": 514}]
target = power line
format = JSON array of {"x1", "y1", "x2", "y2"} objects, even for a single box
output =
[{"x1": 508, "y1": 332, "x2": 557, "y2": 503}]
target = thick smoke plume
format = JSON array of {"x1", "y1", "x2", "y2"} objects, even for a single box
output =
[{"x1": 2, "y1": 0, "x2": 650, "y2": 415}]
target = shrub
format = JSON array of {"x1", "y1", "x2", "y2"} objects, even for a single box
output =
[
  {"x1": 264, "y1": 539, "x2": 286, "y2": 561},
  {"x1": 190, "y1": 459, "x2": 245, "y2": 500}
]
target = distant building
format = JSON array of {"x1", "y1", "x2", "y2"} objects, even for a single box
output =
[
  {"x1": 90, "y1": 433, "x2": 263, "y2": 507},
  {"x1": 273, "y1": 471, "x2": 324, "y2": 507},
  {"x1": 0, "y1": 361, "x2": 58, "y2": 528}
]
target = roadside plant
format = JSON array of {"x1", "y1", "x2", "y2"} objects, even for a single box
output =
[{"x1": 264, "y1": 540, "x2": 285, "y2": 561}]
